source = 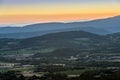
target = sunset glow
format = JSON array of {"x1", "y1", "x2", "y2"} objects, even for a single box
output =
[{"x1": 0, "y1": 0, "x2": 120, "y2": 25}]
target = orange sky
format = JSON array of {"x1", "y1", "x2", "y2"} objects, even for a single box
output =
[
  {"x1": 0, "y1": 1, "x2": 120, "y2": 25},
  {"x1": 0, "y1": 13, "x2": 119, "y2": 24}
]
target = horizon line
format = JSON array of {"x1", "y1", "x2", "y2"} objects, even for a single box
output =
[{"x1": 0, "y1": 15, "x2": 119, "y2": 27}]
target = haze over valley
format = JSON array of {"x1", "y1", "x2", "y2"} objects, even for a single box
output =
[{"x1": 0, "y1": 0, "x2": 120, "y2": 80}]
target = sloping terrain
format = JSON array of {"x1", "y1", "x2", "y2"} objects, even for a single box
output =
[
  {"x1": 0, "y1": 30, "x2": 117, "y2": 56},
  {"x1": 0, "y1": 15, "x2": 120, "y2": 38}
]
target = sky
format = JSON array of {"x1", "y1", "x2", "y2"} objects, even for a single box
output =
[{"x1": 0, "y1": 0, "x2": 120, "y2": 26}]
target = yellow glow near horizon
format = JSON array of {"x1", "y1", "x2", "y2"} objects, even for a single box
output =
[{"x1": 0, "y1": 3, "x2": 120, "y2": 24}]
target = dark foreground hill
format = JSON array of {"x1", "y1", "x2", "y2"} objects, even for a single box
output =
[{"x1": 1, "y1": 30, "x2": 120, "y2": 56}]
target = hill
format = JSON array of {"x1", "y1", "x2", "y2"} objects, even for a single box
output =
[
  {"x1": 0, "y1": 30, "x2": 113, "y2": 56},
  {"x1": 0, "y1": 15, "x2": 120, "y2": 38}
]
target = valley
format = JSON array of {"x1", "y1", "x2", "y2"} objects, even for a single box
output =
[
  {"x1": 0, "y1": 16, "x2": 120, "y2": 80},
  {"x1": 0, "y1": 30, "x2": 120, "y2": 80}
]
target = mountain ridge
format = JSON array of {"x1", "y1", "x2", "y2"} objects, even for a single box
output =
[{"x1": 0, "y1": 15, "x2": 120, "y2": 38}]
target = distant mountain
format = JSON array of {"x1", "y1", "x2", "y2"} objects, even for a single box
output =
[
  {"x1": 0, "y1": 15, "x2": 119, "y2": 38},
  {"x1": 0, "y1": 29, "x2": 67, "y2": 39}
]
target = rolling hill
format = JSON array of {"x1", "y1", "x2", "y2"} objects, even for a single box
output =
[
  {"x1": 0, "y1": 30, "x2": 115, "y2": 56},
  {"x1": 0, "y1": 15, "x2": 120, "y2": 39}
]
